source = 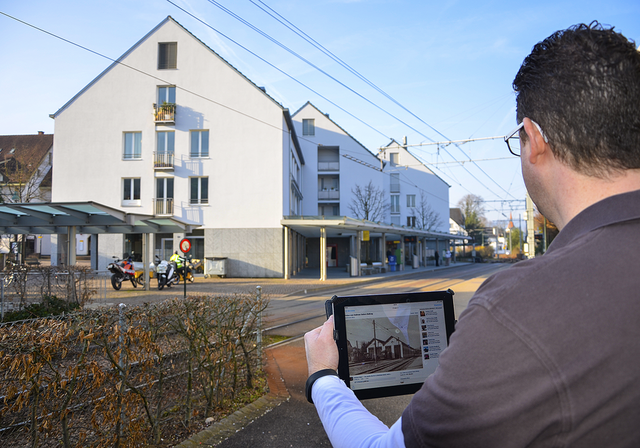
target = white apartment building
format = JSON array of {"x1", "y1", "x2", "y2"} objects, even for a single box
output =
[{"x1": 51, "y1": 16, "x2": 453, "y2": 278}]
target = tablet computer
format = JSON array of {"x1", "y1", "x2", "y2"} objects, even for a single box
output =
[{"x1": 326, "y1": 290, "x2": 455, "y2": 400}]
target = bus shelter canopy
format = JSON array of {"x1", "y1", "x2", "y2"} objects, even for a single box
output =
[{"x1": 0, "y1": 202, "x2": 198, "y2": 235}]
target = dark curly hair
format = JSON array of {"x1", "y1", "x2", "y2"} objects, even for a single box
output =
[{"x1": 513, "y1": 21, "x2": 640, "y2": 177}]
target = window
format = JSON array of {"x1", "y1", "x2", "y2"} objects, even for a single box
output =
[
  {"x1": 390, "y1": 153, "x2": 399, "y2": 166},
  {"x1": 158, "y1": 42, "x2": 177, "y2": 69},
  {"x1": 156, "y1": 177, "x2": 174, "y2": 199},
  {"x1": 157, "y1": 131, "x2": 175, "y2": 154},
  {"x1": 390, "y1": 195, "x2": 400, "y2": 214},
  {"x1": 318, "y1": 204, "x2": 339, "y2": 216},
  {"x1": 190, "y1": 130, "x2": 209, "y2": 158},
  {"x1": 407, "y1": 194, "x2": 416, "y2": 207},
  {"x1": 158, "y1": 86, "x2": 176, "y2": 104},
  {"x1": 190, "y1": 177, "x2": 209, "y2": 205},
  {"x1": 155, "y1": 177, "x2": 174, "y2": 215},
  {"x1": 390, "y1": 173, "x2": 400, "y2": 193},
  {"x1": 302, "y1": 119, "x2": 315, "y2": 136},
  {"x1": 407, "y1": 216, "x2": 416, "y2": 227},
  {"x1": 123, "y1": 132, "x2": 142, "y2": 159},
  {"x1": 123, "y1": 178, "x2": 141, "y2": 206}
]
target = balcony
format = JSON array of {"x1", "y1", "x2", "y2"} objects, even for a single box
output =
[
  {"x1": 154, "y1": 198, "x2": 174, "y2": 216},
  {"x1": 154, "y1": 151, "x2": 174, "y2": 170},
  {"x1": 318, "y1": 189, "x2": 340, "y2": 200},
  {"x1": 154, "y1": 103, "x2": 176, "y2": 124},
  {"x1": 318, "y1": 161, "x2": 339, "y2": 171}
]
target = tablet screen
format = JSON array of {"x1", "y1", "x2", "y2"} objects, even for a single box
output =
[{"x1": 330, "y1": 290, "x2": 455, "y2": 399}]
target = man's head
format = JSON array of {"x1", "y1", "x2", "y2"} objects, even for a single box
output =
[{"x1": 513, "y1": 22, "x2": 640, "y2": 178}]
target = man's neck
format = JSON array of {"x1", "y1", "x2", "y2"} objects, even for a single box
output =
[{"x1": 553, "y1": 167, "x2": 640, "y2": 230}]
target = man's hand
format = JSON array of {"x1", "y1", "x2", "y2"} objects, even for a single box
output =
[{"x1": 304, "y1": 315, "x2": 339, "y2": 376}]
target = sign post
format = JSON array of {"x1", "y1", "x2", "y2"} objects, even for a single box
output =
[{"x1": 179, "y1": 238, "x2": 191, "y2": 298}]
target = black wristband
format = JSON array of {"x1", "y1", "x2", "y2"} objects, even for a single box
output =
[{"x1": 305, "y1": 369, "x2": 338, "y2": 404}]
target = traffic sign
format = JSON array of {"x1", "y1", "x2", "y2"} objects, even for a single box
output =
[{"x1": 180, "y1": 238, "x2": 191, "y2": 253}]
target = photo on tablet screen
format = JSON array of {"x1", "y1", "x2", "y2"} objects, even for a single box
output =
[{"x1": 344, "y1": 300, "x2": 448, "y2": 391}]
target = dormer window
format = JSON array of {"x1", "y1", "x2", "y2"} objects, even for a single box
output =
[{"x1": 158, "y1": 42, "x2": 177, "y2": 69}]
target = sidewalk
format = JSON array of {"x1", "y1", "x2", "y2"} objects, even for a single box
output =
[
  {"x1": 174, "y1": 262, "x2": 469, "y2": 447},
  {"x1": 90, "y1": 261, "x2": 471, "y2": 308}
]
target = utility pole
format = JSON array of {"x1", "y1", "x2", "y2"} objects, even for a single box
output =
[
  {"x1": 373, "y1": 320, "x2": 378, "y2": 364},
  {"x1": 526, "y1": 194, "x2": 536, "y2": 258}
]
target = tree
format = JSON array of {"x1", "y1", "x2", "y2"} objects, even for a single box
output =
[
  {"x1": 348, "y1": 181, "x2": 389, "y2": 222},
  {"x1": 412, "y1": 192, "x2": 443, "y2": 231},
  {"x1": 507, "y1": 227, "x2": 522, "y2": 255},
  {"x1": 349, "y1": 181, "x2": 389, "y2": 264},
  {"x1": 534, "y1": 212, "x2": 559, "y2": 255},
  {"x1": 457, "y1": 194, "x2": 486, "y2": 243},
  {"x1": 0, "y1": 145, "x2": 51, "y2": 261},
  {"x1": 0, "y1": 147, "x2": 49, "y2": 204}
]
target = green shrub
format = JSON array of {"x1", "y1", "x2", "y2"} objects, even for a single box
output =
[{"x1": 1, "y1": 295, "x2": 80, "y2": 322}]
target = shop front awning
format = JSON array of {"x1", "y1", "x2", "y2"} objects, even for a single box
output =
[{"x1": 0, "y1": 202, "x2": 198, "y2": 235}]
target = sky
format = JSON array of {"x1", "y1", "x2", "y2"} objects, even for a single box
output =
[{"x1": 2, "y1": 0, "x2": 639, "y2": 224}]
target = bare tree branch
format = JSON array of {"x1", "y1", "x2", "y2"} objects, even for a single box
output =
[
  {"x1": 348, "y1": 181, "x2": 389, "y2": 222},
  {"x1": 412, "y1": 192, "x2": 443, "y2": 231}
]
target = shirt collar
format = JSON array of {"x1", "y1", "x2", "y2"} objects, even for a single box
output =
[{"x1": 547, "y1": 189, "x2": 640, "y2": 253}]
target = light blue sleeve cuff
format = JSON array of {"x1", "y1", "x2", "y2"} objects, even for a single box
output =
[{"x1": 312, "y1": 375, "x2": 406, "y2": 448}]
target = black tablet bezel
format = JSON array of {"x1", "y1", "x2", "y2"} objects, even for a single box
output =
[{"x1": 328, "y1": 290, "x2": 455, "y2": 400}]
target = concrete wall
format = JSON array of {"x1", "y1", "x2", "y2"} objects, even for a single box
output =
[{"x1": 205, "y1": 228, "x2": 283, "y2": 278}]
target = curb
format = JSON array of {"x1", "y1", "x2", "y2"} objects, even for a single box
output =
[{"x1": 174, "y1": 349, "x2": 290, "y2": 448}]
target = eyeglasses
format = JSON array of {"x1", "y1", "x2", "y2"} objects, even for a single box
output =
[{"x1": 504, "y1": 120, "x2": 548, "y2": 157}]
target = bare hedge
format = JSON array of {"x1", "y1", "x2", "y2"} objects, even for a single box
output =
[{"x1": 0, "y1": 292, "x2": 268, "y2": 447}]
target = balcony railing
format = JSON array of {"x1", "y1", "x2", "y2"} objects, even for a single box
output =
[
  {"x1": 154, "y1": 103, "x2": 176, "y2": 123},
  {"x1": 154, "y1": 198, "x2": 174, "y2": 216},
  {"x1": 154, "y1": 151, "x2": 174, "y2": 169},
  {"x1": 318, "y1": 161, "x2": 340, "y2": 171},
  {"x1": 318, "y1": 189, "x2": 340, "y2": 200}
]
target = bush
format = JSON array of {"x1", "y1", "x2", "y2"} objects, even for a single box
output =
[
  {"x1": 0, "y1": 292, "x2": 269, "y2": 447},
  {"x1": 1, "y1": 295, "x2": 80, "y2": 322}
]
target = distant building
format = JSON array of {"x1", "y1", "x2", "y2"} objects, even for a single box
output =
[{"x1": 0, "y1": 132, "x2": 53, "y2": 258}]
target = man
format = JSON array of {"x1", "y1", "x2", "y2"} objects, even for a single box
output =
[
  {"x1": 170, "y1": 250, "x2": 184, "y2": 279},
  {"x1": 305, "y1": 22, "x2": 640, "y2": 447}
]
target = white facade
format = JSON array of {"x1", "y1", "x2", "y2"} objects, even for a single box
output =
[
  {"x1": 379, "y1": 140, "x2": 450, "y2": 231},
  {"x1": 292, "y1": 102, "x2": 385, "y2": 219},
  {"x1": 51, "y1": 17, "x2": 451, "y2": 277},
  {"x1": 52, "y1": 17, "x2": 296, "y2": 276}
]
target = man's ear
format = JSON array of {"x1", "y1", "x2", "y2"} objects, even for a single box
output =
[{"x1": 522, "y1": 117, "x2": 549, "y2": 164}]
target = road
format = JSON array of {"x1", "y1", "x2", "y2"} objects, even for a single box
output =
[{"x1": 263, "y1": 262, "x2": 507, "y2": 340}]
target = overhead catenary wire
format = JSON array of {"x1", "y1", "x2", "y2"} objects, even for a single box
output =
[{"x1": 196, "y1": 0, "x2": 518, "y2": 202}]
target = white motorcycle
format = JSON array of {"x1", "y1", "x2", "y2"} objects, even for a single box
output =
[{"x1": 156, "y1": 257, "x2": 181, "y2": 290}]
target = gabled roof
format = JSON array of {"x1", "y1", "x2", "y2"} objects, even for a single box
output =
[
  {"x1": 283, "y1": 109, "x2": 304, "y2": 165},
  {"x1": 383, "y1": 138, "x2": 450, "y2": 187},
  {"x1": 450, "y1": 208, "x2": 465, "y2": 227},
  {"x1": 0, "y1": 133, "x2": 53, "y2": 184},
  {"x1": 52, "y1": 16, "x2": 284, "y2": 118},
  {"x1": 292, "y1": 101, "x2": 378, "y2": 160}
]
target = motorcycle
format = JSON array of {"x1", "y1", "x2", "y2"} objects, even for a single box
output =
[
  {"x1": 108, "y1": 256, "x2": 140, "y2": 290},
  {"x1": 156, "y1": 258, "x2": 181, "y2": 290},
  {"x1": 179, "y1": 258, "x2": 195, "y2": 283}
]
